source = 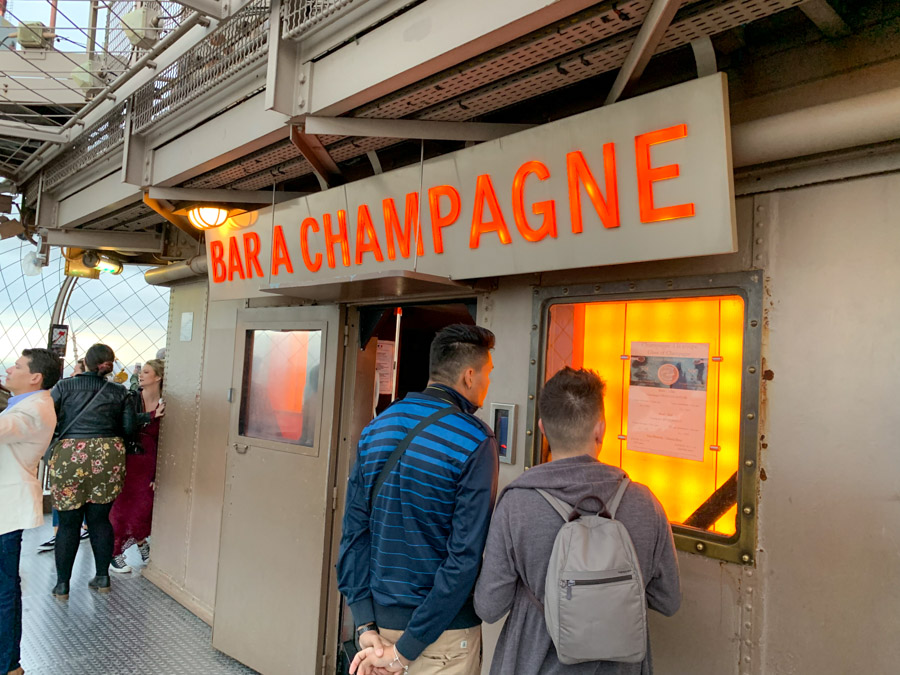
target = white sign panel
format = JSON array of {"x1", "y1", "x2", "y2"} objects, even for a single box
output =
[
  {"x1": 627, "y1": 341, "x2": 710, "y2": 462},
  {"x1": 206, "y1": 74, "x2": 736, "y2": 301}
]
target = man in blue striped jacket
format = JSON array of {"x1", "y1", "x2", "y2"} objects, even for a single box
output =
[{"x1": 338, "y1": 324, "x2": 499, "y2": 675}]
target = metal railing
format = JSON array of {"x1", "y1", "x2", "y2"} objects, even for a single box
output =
[
  {"x1": 131, "y1": 0, "x2": 270, "y2": 134},
  {"x1": 281, "y1": 0, "x2": 360, "y2": 41},
  {"x1": 103, "y1": 1, "x2": 189, "y2": 74},
  {"x1": 44, "y1": 101, "x2": 128, "y2": 190}
]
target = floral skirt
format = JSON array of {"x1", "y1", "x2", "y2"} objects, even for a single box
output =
[{"x1": 49, "y1": 437, "x2": 126, "y2": 511}]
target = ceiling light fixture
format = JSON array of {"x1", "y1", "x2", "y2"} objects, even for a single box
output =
[{"x1": 187, "y1": 206, "x2": 229, "y2": 230}]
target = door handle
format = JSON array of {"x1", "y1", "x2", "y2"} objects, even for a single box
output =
[{"x1": 233, "y1": 443, "x2": 249, "y2": 454}]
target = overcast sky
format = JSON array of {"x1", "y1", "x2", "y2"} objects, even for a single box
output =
[{"x1": 0, "y1": 236, "x2": 170, "y2": 377}]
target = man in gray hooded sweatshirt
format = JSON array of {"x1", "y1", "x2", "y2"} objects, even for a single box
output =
[{"x1": 474, "y1": 367, "x2": 681, "y2": 675}]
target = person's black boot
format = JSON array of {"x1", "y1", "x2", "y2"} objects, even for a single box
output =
[
  {"x1": 88, "y1": 575, "x2": 111, "y2": 594},
  {"x1": 51, "y1": 581, "x2": 69, "y2": 599}
]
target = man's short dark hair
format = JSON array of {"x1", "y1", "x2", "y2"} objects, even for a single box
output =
[
  {"x1": 429, "y1": 324, "x2": 495, "y2": 383},
  {"x1": 539, "y1": 367, "x2": 606, "y2": 450},
  {"x1": 22, "y1": 348, "x2": 61, "y2": 390}
]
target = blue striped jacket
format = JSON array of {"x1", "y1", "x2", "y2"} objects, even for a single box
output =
[{"x1": 337, "y1": 384, "x2": 498, "y2": 660}]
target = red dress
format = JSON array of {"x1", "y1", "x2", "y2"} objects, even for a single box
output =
[{"x1": 110, "y1": 397, "x2": 159, "y2": 556}]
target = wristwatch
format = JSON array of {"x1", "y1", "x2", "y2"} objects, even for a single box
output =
[{"x1": 356, "y1": 622, "x2": 377, "y2": 639}]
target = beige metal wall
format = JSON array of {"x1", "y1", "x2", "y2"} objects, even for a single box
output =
[
  {"x1": 144, "y1": 279, "x2": 243, "y2": 623},
  {"x1": 758, "y1": 173, "x2": 900, "y2": 673}
]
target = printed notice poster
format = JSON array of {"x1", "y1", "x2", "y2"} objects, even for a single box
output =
[
  {"x1": 628, "y1": 342, "x2": 710, "y2": 461},
  {"x1": 375, "y1": 340, "x2": 396, "y2": 396}
]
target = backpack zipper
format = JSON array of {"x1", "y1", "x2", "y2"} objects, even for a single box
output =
[{"x1": 560, "y1": 574, "x2": 633, "y2": 599}]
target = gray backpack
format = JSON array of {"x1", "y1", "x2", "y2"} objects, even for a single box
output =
[{"x1": 527, "y1": 478, "x2": 647, "y2": 665}]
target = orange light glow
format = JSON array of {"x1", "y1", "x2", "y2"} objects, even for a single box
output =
[
  {"x1": 300, "y1": 217, "x2": 322, "y2": 272},
  {"x1": 428, "y1": 185, "x2": 461, "y2": 254},
  {"x1": 547, "y1": 294, "x2": 744, "y2": 536},
  {"x1": 227, "y1": 236, "x2": 246, "y2": 281},
  {"x1": 470, "y1": 174, "x2": 512, "y2": 248},
  {"x1": 243, "y1": 232, "x2": 264, "y2": 278},
  {"x1": 210, "y1": 240, "x2": 226, "y2": 283},
  {"x1": 355, "y1": 204, "x2": 385, "y2": 264},
  {"x1": 512, "y1": 161, "x2": 557, "y2": 242},
  {"x1": 635, "y1": 124, "x2": 695, "y2": 223},
  {"x1": 566, "y1": 145, "x2": 620, "y2": 233},
  {"x1": 383, "y1": 192, "x2": 424, "y2": 260},
  {"x1": 271, "y1": 225, "x2": 294, "y2": 276},
  {"x1": 323, "y1": 212, "x2": 351, "y2": 268}
]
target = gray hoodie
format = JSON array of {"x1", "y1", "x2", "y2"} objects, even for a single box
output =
[{"x1": 474, "y1": 455, "x2": 681, "y2": 675}]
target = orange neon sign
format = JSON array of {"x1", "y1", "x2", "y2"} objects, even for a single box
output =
[
  {"x1": 635, "y1": 124, "x2": 696, "y2": 223},
  {"x1": 208, "y1": 124, "x2": 698, "y2": 284}
]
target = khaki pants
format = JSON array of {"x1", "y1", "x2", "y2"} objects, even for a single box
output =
[{"x1": 379, "y1": 626, "x2": 482, "y2": 675}]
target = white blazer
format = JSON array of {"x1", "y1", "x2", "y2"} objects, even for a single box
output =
[{"x1": 0, "y1": 389, "x2": 57, "y2": 536}]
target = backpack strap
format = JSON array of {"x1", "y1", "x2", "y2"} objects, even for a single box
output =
[
  {"x1": 535, "y1": 488, "x2": 572, "y2": 521},
  {"x1": 369, "y1": 403, "x2": 459, "y2": 507},
  {"x1": 607, "y1": 477, "x2": 631, "y2": 519}
]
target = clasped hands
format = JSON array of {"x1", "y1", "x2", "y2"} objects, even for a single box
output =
[{"x1": 351, "y1": 630, "x2": 410, "y2": 675}]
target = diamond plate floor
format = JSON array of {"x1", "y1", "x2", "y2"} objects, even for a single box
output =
[{"x1": 18, "y1": 519, "x2": 257, "y2": 675}]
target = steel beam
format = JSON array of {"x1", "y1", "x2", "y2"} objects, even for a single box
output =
[
  {"x1": 42, "y1": 228, "x2": 163, "y2": 253},
  {"x1": 0, "y1": 121, "x2": 69, "y2": 144},
  {"x1": 176, "y1": 0, "x2": 226, "y2": 18},
  {"x1": 304, "y1": 116, "x2": 535, "y2": 142},
  {"x1": 143, "y1": 193, "x2": 200, "y2": 241},
  {"x1": 148, "y1": 186, "x2": 307, "y2": 204},
  {"x1": 605, "y1": 0, "x2": 683, "y2": 105},
  {"x1": 799, "y1": 0, "x2": 851, "y2": 39},
  {"x1": 308, "y1": 0, "x2": 601, "y2": 115},
  {"x1": 290, "y1": 125, "x2": 342, "y2": 189}
]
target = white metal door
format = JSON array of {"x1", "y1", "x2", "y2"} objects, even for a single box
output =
[{"x1": 213, "y1": 305, "x2": 343, "y2": 675}]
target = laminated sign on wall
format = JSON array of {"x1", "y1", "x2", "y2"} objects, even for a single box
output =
[{"x1": 628, "y1": 342, "x2": 709, "y2": 461}]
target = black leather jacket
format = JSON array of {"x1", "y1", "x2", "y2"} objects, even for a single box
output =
[{"x1": 51, "y1": 371, "x2": 136, "y2": 440}]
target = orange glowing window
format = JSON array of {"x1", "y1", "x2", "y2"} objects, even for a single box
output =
[
  {"x1": 240, "y1": 329, "x2": 322, "y2": 446},
  {"x1": 544, "y1": 295, "x2": 745, "y2": 538}
]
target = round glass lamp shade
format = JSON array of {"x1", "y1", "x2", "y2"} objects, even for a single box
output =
[{"x1": 187, "y1": 206, "x2": 229, "y2": 229}]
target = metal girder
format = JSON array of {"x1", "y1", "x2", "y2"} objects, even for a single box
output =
[
  {"x1": 799, "y1": 0, "x2": 851, "y2": 39},
  {"x1": 173, "y1": 0, "x2": 226, "y2": 18},
  {"x1": 0, "y1": 121, "x2": 69, "y2": 144},
  {"x1": 148, "y1": 187, "x2": 307, "y2": 204},
  {"x1": 143, "y1": 193, "x2": 200, "y2": 241},
  {"x1": 42, "y1": 228, "x2": 164, "y2": 253},
  {"x1": 289, "y1": 125, "x2": 342, "y2": 190},
  {"x1": 605, "y1": 0, "x2": 683, "y2": 105},
  {"x1": 304, "y1": 116, "x2": 535, "y2": 141}
]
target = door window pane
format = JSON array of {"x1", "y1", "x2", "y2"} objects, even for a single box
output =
[{"x1": 240, "y1": 329, "x2": 322, "y2": 446}]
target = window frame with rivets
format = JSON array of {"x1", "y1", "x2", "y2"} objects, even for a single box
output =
[{"x1": 526, "y1": 271, "x2": 763, "y2": 565}]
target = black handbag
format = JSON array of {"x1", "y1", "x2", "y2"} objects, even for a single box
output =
[{"x1": 124, "y1": 391, "x2": 146, "y2": 455}]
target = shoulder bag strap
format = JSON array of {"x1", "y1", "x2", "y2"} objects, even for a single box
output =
[
  {"x1": 607, "y1": 476, "x2": 631, "y2": 519},
  {"x1": 369, "y1": 403, "x2": 459, "y2": 507},
  {"x1": 54, "y1": 381, "x2": 111, "y2": 441}
]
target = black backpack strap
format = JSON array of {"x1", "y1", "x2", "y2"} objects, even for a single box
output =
[
  {"x1": 520, "y1": 578, "x2": 545, "y2": 611},
  {"x1": 369, "y1": 403, "x2": 459, "y2": 507}
]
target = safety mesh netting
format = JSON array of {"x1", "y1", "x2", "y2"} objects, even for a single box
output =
[{"x1": 0, "y1": 238, "x2": 170, "y2": 378}]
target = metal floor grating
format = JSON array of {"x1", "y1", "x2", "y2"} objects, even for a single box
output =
[{"x1": 18, "y1": 520, "x2": 257, "y2": 675}]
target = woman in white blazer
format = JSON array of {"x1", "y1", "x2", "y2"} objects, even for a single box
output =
[{"x1": 1, "y1": 348, "x2": 60, "y2": 675}]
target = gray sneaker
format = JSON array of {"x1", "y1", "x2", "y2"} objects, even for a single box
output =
[
  {"x1": 110, "y1": 554, "x2": 132, "y2": 574},
  {"x1": 138, "y1": 540, "x2": 150, "y2": 563}
]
